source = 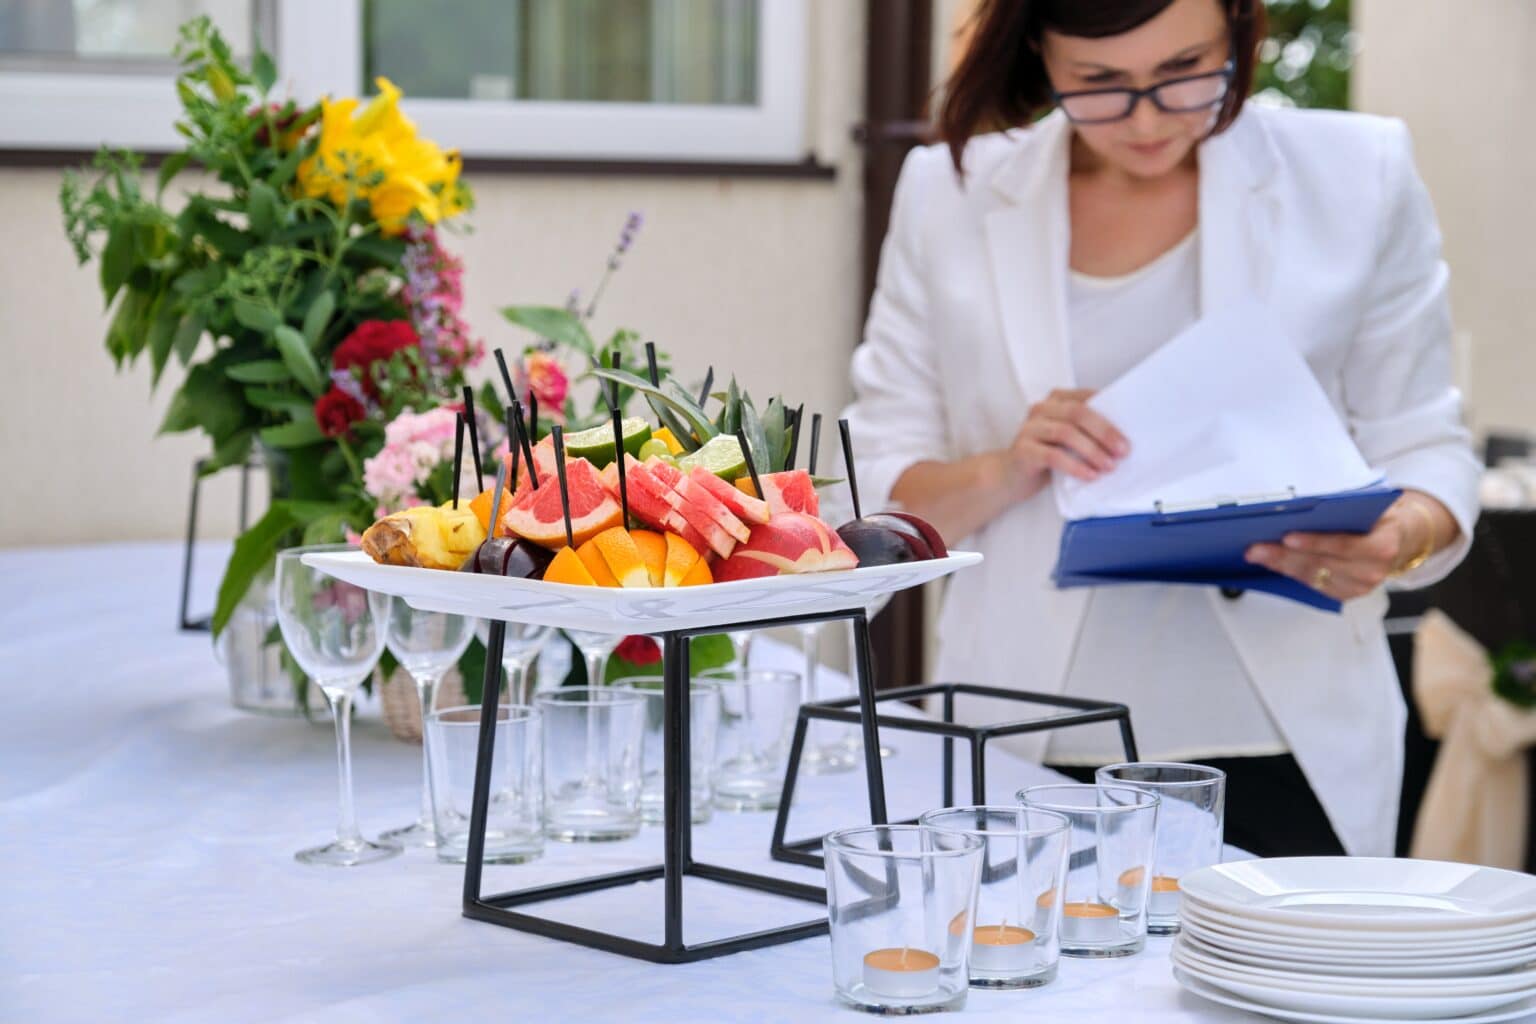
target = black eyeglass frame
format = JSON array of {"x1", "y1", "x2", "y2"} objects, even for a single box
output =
[{"x1": 1050, "y1": 61, "x2": 1236, "y2": 125}]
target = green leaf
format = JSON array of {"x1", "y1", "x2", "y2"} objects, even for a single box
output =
[
  {"x1": 761, "y1": 396, "x2": 789, "y2": 473},
  {"x1": 347, "y1": 234, "x2": 407, "y2": 266},
  {"x1": 158, "y1": 388, "x2": 198, "y2": 434},
  {"x1": 458, "y1": 638, "x2": 490, "y2": 705},
  {"x1": 206, "y1": 428, "x2": 254, "y2": 473},
  {"x1": 501, "y1": 305, "x2": 597, "y2": 357},
  {"x1": 156, "y1": 151, "x2": 191, "y2": 197},
  {"x1": 591, "y1": 367, "x2": 717, "y2": 449},
  {"x1": 232, "y1": 298, "x2": 278, "y2": 332},
  {"x1": 212, "y1": 504, "x2": 296, "y2": 635},
  {"x1": 100, "y1": 222, "x2": 134, "y2": 305},
  {"x1": 172, "y1": 311, "x2": 205, "y2": 365},
  {"x1": 247, "y1": 180, "x2": 279, "y2": 236},
  {"x1": 146, "y1": 300, "x2": 180, "y2": 387},
  {"x1": 243, "y1": 387, "x2": 313, "y2": 419},
  {"x1": 301, "y1": 289, "x2": 335, "y2": 347},
  {"x1": 259, "y1": 418, "x2": 325, "y2": 448},
  {"x1": 738, "y1": 395, "x2": 770, "y2": 480},
  {"x1": 273, "y1": 324, "x2": 324, "y2": 395},
  {"x1": 226, "y1": 359, "x2": 292, "y2": 384},
  {"x1": 300, "y1": 512, "x2": 350, "y2": 546},
  {"x1": 105, "y1": 288, "x2": 150, "y2": 365},
  {"x1": 272, "y1": 217, "x2": 328, "y2": 245},
  {"x1": 252, "y1": 50, "x2": 277, "y2": 94},
  {"x1": 161, "y1": 359, "x2": 245, "y2": 440},
  {"x1": 172, "y1": 264, "x2": 222, "y2": 297}
]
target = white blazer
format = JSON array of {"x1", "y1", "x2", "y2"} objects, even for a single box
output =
[{"x1": 844, "y1": 105, "x2": 1481, "y2": 857}]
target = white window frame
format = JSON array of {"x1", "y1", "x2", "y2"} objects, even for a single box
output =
[{"x1": 0, "y1": 0, "x2": 810, "y2": 165}]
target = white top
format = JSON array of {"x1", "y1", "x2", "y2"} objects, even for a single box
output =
[
  {"x1": 1048, "y1": 230, "x2": 1289, "y2": 764},
  {"x1": 2, "y1": 541, "x2": 1250, "y2": 1023}
]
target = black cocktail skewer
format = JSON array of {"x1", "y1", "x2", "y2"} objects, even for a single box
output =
[
  {"x1": 551, "y1": 425, "x2": 576, "y2": 549},
  {"x1": 462, "y1": 386, "x2": 485, "y2": 492},
  {"x1": 735, "y1": 428, "x2": 763, "y2": 505},
  {"x1": 451, "y1": 412, "x2": 465, "y2": 509},
  {"x1": 838, "y1": 418, "x2": 862, "y2": 521}
]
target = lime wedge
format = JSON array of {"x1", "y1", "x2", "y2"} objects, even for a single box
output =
[
  {"x1": 677, "y1": 434, "x2": 747, "y2": 479},
  {"x1": 563, "y1": 417, "x2": 653, "y2": 469}
]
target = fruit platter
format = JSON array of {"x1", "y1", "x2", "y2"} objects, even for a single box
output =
[{"x1": 303, "y1": 350, "x2": 980, "y2": 635}]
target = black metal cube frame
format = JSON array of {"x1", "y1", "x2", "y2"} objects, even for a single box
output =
[
  {"x1": 770, "y1": 684, "x2": 1139, "y2": 869},
  {"x1": 460, "y1": 606, "x2": 893, "y2": 964}
]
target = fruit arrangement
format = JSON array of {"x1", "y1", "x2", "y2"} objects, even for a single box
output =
[{"x1": 360, "y1": 347, "x2": 948, "y2": 588}]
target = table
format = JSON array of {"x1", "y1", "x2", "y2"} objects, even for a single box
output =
[{"x1": 1, "y1": 542, "x2": 1252, "y2": 1023}]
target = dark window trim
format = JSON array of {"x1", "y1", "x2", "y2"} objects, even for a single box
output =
[{"x1": 0, "y1": 146, "x2": 837, "y2": 180}]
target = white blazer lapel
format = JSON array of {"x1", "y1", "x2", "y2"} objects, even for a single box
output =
[
  {"x1": 1198, "y1": 111, "x2": 1281, "y2": 310},
  {"x1": 983, "y1": 111, "x2": 1075, "y2": 405}
]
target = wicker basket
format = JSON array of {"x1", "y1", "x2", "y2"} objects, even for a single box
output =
[{"x1": 380, "y1": 666, "x2": 506, "y2": 743}]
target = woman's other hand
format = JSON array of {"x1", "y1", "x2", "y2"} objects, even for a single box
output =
[
  {"x1": 1244, "y1": 492, "x2": 1457, "y2": 600},
  {"x1": 1006, "y1": 388, "x2": 1131, "y2": 501}
]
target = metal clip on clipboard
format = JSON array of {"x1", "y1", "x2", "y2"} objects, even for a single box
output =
[{"x1": 1150, "y1": 486, "x2": 1305, "y2": 525}]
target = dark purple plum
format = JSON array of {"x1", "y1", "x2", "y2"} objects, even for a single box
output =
[
  {"x1": 837, "y1": 520, "x2": 919, "y2": 567},
  {"x1": 878, "y1": 511, "x2": 947, "y2": 558}
]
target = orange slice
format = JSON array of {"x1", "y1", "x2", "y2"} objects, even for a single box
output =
[
  {"x1": 678, "y1": 553, "x2": 713, "y2": 586},
  {"x1": 631, "y1": 530, "x2": 667, "y2": 587},
  {"x1": 593, "y1": 526, "x2": 652, "y2": 589},
  {"x1": 574, "y1": 538, "x2": 621, "y2": 587},
  {"x1": 468, "y1": 488, "x2": 514, "y2": 534},
  {"x1": 544, "y1": 546, "x2": 598, "y2": 586},
  {"x1": 652, "y1": 427, "x2": 685, "y2": 455},
  {"x1": 663, "y1": 532, "x2": 701, "y2": 587}
]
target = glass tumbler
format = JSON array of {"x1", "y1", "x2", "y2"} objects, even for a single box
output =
[
  {"x1": 1017, "y1": 784, "x2": 1160, "y2": 958},
  {"x1": 536, "y1": 687, "x2": 645, "y2": 841},
  {"x1": 824, "y1": 825, "x2": 984, "y2": 1015},
  {"x1": 612, "y1": 676, "x2": 722, "y2": 825},
  {"x1": 918, "y1": 806, "x2": 1071, "y2": 989},
  {"x1": 428, "y1": 705, "x2": 543, "y2": 865},
  {"x1": 700, "y1": 668, "x2": 802, "y2": 812},
  {"x1": 1095, "y1": 762, "x2": 1225, "y2": 934}
]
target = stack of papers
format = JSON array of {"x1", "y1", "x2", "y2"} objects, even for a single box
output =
[{"x1": 1051, "y1": 303, "x2": 1398, "y2": 611}]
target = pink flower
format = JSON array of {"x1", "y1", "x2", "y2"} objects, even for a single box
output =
[{"x1": 524, "y1": 351, "x2": 569, "y2": 416}]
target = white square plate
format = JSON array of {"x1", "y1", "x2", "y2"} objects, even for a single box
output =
[{"x1": 1173, "y1": 967, "x2": 1536, "y2": 1024}]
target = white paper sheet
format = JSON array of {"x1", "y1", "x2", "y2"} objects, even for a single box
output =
[{"x1": 1054, "y1": 301, "x2": 1378, "y2": 520}]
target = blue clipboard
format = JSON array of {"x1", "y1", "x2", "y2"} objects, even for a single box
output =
[{"x1": 1052, "y1": 485, "x2": 1402, "y2": 612}]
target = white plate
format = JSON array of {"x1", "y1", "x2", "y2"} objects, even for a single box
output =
[
  {"x1": 1172, "y1": 951, "x2": 1536, "y2": 1020},
  {"x1": 1183, "y1": 916, "x2": 1536, "y2": 967},
  {"x1": 1180, "y1": 930, "x2": 1536, "y2": 979},
  {"x1": 1180, "y1": 858, "x2": 1536, "y2": 931},
  {"x1": 1173, "y1": 967, "x2": 1536, "y2": 1024},
  {"x1": 1173, "y1": 937, "x2": 1536, "y2": 997},
  {"x1": 301, "y1": 549, "x2": 982, "y2": 634},
  {"x1": 1182, "y1": 898, "x2": 1536, "y2": 949}
]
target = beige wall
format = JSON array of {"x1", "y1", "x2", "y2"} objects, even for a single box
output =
[
  {"x1": 1355, "y1": 0, "x2": 1536, "y2": 437},
  {"x1": 0, "y1": 2, "x2": 865, "y2": 548}
]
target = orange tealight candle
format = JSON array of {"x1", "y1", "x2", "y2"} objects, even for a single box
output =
[
  {"x1": 863, "y1": 946, "x2": 941, "y2": 998},
  {"x1": 1061, "y1": 901, "x2": 1121, "y2": 944},
  {"x1": 1118, "y1": 866, "x2": 1181, "y2": 917},
  {"x1": 969, "y1": 922, "x2": 1036, "y2": 973}
]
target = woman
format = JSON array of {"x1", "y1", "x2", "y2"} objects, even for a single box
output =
[{"x1": 843, "y1": 0, "x2": 1480, "y2": 858}]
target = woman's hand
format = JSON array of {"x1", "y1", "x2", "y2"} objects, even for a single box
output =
[
  {"x1": 1005, "y1": 388, "x2": 1130, "y2": 501},
  {"x1": 1244, "y1": 492, "x2": 1455, "y2": 601}
]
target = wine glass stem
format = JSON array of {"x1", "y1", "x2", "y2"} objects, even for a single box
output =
[
  {"x1": 327, "y1": 687, "x2": 362, "y2": 845},
  {"x1": 502, "y1": 658, "x2": 529, "y2": 705},
  {"x1": 414, "y1": 672, "x2": 442, "y2": 828},
  {"x1": 584, "y1": 651, "x2": 607, "y2": 784}
]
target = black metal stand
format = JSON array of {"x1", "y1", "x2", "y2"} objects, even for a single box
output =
[
  {"x1": 770, "y1": 684, "x2": 1139, "y2": 869},
  {"x1": 461, "y1": 607, "x2": 889, "y2": 964},
  {"x1": 178, "y1": 455, "x2": 258, "y2": 632}
]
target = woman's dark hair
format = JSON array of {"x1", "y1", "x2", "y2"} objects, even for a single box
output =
[{"x1": 938, "y1": 0, "x2": 1267, "y2": 172}]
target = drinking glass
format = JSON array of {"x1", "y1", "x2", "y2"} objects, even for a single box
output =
[
  {"x1": 565, "y1": 628, "x2": 621, "y2": 687},
  {"x1": 919, "y1": 806, "x2": 1071, "y2": 988},
  {"x1": 1095, "y1": 762, "x2": 1225, "y2": 934},
  {"x1": 798, "y1": 622, "x2": 857, "y2": 774},
  {"x1": 824, "y1": 825, "x2": 984, "y2": 1014},
  {"x1": 701, "y1": 667, "x2": 802, "y2": 811},
  {"x1": 474, "y1": 619, "x2": 552, "y2": 704},
  {"x1": 381, "y1": 604, "x2": 473, "y2": 848},
  {"x1": 275, "y1": 545, "x2": 397, "y2": 867},
  {"x1": 1017, "y1": 784, "x2": 1160, "y2": 957},
  {"x1": 536, "y1": 687, "x2": 645, "y2": 841},
  {"x1": 612, "y1": 675, "x2": 722, "y2": 825},
  {"x1": 428, "y1": 704, "x2": 543, "y2": 864}
]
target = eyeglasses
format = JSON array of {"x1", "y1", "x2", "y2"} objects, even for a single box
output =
[{"x1": 1051, "y1": 62, "x2": 1235, "y2": 125}]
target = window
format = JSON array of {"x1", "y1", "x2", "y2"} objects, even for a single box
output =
[{"x1": 0, "y1": 0, "x2": 809, "y2": 165}]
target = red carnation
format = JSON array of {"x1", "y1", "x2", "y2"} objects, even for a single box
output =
[
  {"x1": 614, "y1": 635, "x2": 662, "y2": 667},
  {"x1": 332, "y1": 319, "x2": 420, "y2": 396},
  {"x1": 315, "y1": 386, "x2": 365, "y2": 438}
]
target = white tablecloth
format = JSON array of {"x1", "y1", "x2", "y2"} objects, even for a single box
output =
[{"x1": 1, "y1": 542, "x2": 1252, "y2": 1023}]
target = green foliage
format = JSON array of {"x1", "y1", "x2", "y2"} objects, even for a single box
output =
[{"x1": 1257, "y1": 0, "x2": 1354, "y2": 111}]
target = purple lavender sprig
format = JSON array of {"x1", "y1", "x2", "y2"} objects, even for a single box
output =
[{"x1": 581, "y1": 211, "x2": 643, "y2": 322}]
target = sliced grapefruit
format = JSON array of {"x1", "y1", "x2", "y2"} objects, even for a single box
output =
[
  {"x1": 736, "y1": 470, "x2": 819, "y2": 516},
  {"x1": 502, "y1": 456, "x2": 622, "y2": 549}
]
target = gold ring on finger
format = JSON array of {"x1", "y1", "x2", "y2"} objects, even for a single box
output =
[{"x1": 1313, "y1": 566, "x2": 1333, "y2": 590}]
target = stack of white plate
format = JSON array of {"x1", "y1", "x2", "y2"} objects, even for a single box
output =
[{"x1": 1172, "y1": 858, "x2": 1536, "y2": 1024}]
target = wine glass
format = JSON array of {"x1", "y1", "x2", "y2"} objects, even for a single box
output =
[
  {"x1": 380, "y1": 604, "x2": 473, "y2": 848},
  {"x1": 474, "y1": 619, "x2": 553, "y2": 704},
  {"x1": 565, "y1": 629, "x2": 621, "y2": 688},
  {"x1": 728, "y1": 630, "x2": 754, "y2": 669},
  {"x1": 275, "y1": 545, "x2": 397, "y2": 866},
  {"x1": 797, "y1": 622, "x2": 857, "y2": 774}
]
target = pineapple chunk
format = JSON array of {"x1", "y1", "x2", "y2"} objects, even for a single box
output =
[{"x1": 360, "y1": 505, "x2": 486, "y2": 570}]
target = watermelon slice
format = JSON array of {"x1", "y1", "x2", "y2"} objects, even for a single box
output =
[
  {"x1": 688, "y1": 465, "x2": 771, "y2": 525},
  {"x1": 645, "y1": 458, "x2": 739, "y2": 558},
  {"x1": 673, "y1": 472, "x2": 750, "y2": 544},
  {"x1": 607, "y1": 456, "x2": 713, "y2": 556},
  {"x1": 736, "y1": 469, "x2": 819, "y2": 516},
  {"x1": 502, "y1": 457, "x2": 622, "y2": 549},
  {"x1": 714, "y1": 512, "x2": 858, "y2": 581}
]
